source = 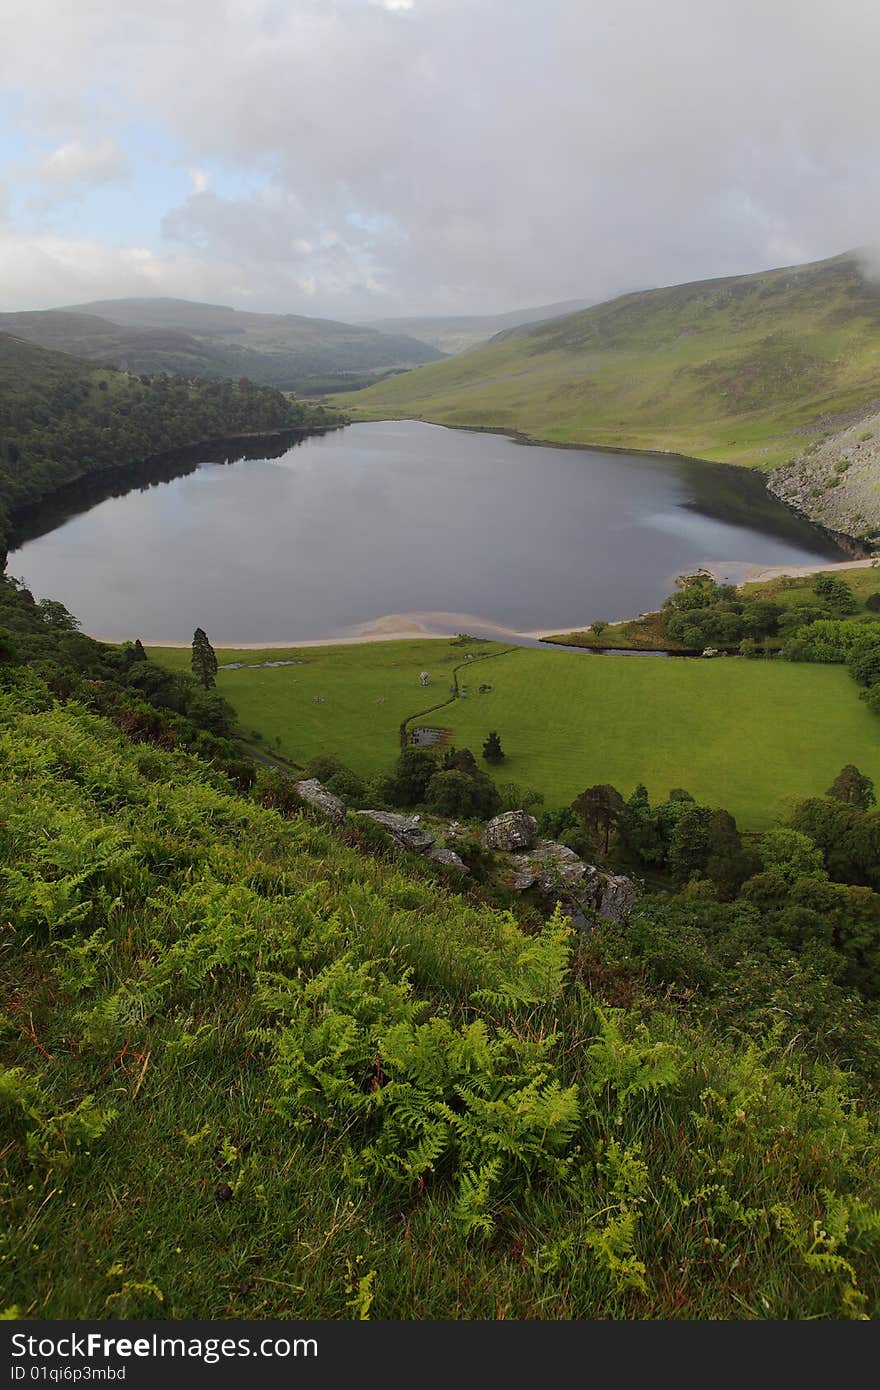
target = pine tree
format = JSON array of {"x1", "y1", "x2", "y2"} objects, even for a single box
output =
[
  {"x1": 482, "y1": 730, "x2": 504, "y2": 764},
  {"x1": 191, "y1": 627, "x2": 218, "y2": 689}
]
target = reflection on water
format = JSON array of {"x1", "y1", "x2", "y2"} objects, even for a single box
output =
[{"x1": 9, "y1": 420, "x2": 845, "y2": 644}]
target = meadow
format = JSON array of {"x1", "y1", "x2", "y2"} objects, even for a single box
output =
[{"x1": 150, "y1": 639, "x2": 880, "y2": 829}]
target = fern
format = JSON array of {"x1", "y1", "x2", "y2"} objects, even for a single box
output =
[{"x1": 454, "y1": 1160, "x2": 503, "y2": 1236}]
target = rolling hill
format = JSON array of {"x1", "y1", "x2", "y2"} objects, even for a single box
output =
[
  {"x1": 364, "y1": 298, "x2": 597, "y2": 355},
  {"x1": 337, "y1": 252, "x2": 880, "y2": 468},
  {"x1": 0, "y1": 299, "x2": 443, "y2": 394}
]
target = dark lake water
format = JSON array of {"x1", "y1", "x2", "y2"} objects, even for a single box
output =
[{"x1": 9, "y1": 420, "x2": 845, "y2": 644}]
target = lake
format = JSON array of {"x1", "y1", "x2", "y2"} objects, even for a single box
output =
[{"x1": 8, "y1": 419, "x2": 846, "y2": 644}]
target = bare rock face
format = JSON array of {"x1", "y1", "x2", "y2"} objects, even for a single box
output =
[
  {"x1": 293, "y1": 778, "x2": 346, "y2": 825},
  {"x1": 511, "y1": 839, "x2": 637, "y2": 925},
  {"x1": 356, "y1": 810, "x2": 469, "y2": 873},
  {"x1": 511, "y1": 840, "x2": 585, "y2": 893},
  {"x1": 596, "y1": 872, "x2": 639, "y2": 922},
  {"x1": 481, "y1": 810, "x2": 538, "y2": 853}
]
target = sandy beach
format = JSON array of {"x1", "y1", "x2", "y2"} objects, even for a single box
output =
[{"x1": 106, "y1": 558, "x2": 876, "y2": 652}]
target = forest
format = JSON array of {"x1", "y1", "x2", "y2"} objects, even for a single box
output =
[{"x1": 0, "y1": 333, "x2": 341, "y2": 553}]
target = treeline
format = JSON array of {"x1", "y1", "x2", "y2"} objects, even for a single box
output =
[
  {"x1": 0, "y1": 333, "x2": 343, "y2": 550},
  {"x1": 660, "y1": 570, "x2": 861, "y2": 651}
]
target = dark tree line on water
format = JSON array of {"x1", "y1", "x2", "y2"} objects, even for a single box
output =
[{"x1": 0, "y1": 353, "x2": 342, "y2": 552}]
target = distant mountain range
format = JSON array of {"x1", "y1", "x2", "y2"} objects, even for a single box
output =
[
  {"x1": 337, "y1": 252, "x2": 880, "y2": 468},
  {"x1": 364, "y1": 299, "x2": 597, "y2": 355},
  {"x1": 0, "y1": 298, "x2": 444, "y2": 394}
]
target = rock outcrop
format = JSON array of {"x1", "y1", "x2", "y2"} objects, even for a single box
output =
[
  {"x1": 356, "y1": 810, "x2": 469, "y2": 873},
  {"x1": 510, "y1": 838, "x2": 638, "y2": 925},
  {"x1": 480, "y1": 810, "x2": 538, "y2": 852},
  {"x1": 768, "y1": 407, "x2": 880, "y2": 544},
  {"x1": 293, "y1": 778, "x2": 347, "y2": 825}
]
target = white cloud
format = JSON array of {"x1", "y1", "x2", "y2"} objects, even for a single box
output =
[
  {"x1": 2, "y1": 0, "x2": 880, "y2": 314},
  {"x1": 34, "y1": 138, "x2": 128, "y2": 192}
]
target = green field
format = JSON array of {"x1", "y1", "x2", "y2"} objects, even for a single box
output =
[
  {"x1": 150, "y1": 639, "x2": 880, "y2": 829},
  {"x1": 334, "y1": 252, "x2": 880, "y2": 468}
]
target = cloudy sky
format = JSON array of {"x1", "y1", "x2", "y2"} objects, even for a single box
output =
[{"x1": 2, "y1": 0, "x2": 879, "y2": 320}]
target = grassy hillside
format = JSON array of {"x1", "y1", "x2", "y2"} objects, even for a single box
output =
[
  {"x1": 0, "y1": 333, "x2": 338, "y2": 551},
  {"x1": 337, "y1": 252, "x2": 880, "y2": 467},
  {"x1": 22, "y1": 297, "x2": 444, "y2": 393},
  {"x1": 148, "y1": 638, "x2": 880, "y2": 829},
  {"x1": 4, "y1": 670, "x2": 880, "y2": 1319},
  {"x1": 365, "y1": 298, "x2": 596, "y2": 355}
]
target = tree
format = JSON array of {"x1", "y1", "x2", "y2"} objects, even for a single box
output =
[
  {"x1": 442, "y1": 746, "x2": 478, "y2": 774},
  {"x1": 425, "y1": 769, "x2": 481, "y2": 818},
  {"x1": 590, "y1": 620, "x2": 608, "y2": 636},
  {"x1": 848, "y1": 642, "x2": 880, "y2": 688},
  {"x1": 0, "y1": 627, "x2": 19, "y2": 664},
  {"x1": 758, "y1": 827, "x2": 827, "y2": 884},
  {"x1": 828, "y1": 765, "x2": 876, "y2": 810},
  {"x1": 37, "y1": 598, "x2": 80, "y2": 632},
  {"x1": 425, "y1": 767, "x2": 500, "y2": 820},
  {"x1": 191, "y1": 627, "x2": 218, "y2": 689},
  {"x1": 572, "y1": 784, "x2": 625, "y2": 855},
  {"x1": 390, "y1": 747, "x2": 438, "y2": 805},
  {"x1": 619, "y1": 783, "x2": 666, "y2": 867},
  {"x1": 813, "y1": 574, "x2": 857, "y2": 615},
  {"x1": 482, "y1": 730, "x2": 504, "y2": 764}
]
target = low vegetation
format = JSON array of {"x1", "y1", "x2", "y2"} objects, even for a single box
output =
[{"x1": 5, "y1": 581, "x2": 880, "y2": 1318}]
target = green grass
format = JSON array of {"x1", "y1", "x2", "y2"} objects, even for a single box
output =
[
  {"x1": 150, "y1": 639, "x2": 880, "y2": 829},
  {"x1": 333, "y1": 252, "x2": 880, "y2": 468},
  {"x1": 744, "y1": 564, "x2": 880, "y2": 612},
  {"x1": 5, "y1": 679, "x2": 880, "y2": 1319},
  {"x1": 149, "y1": 638, "x2": 508, "y2": 775}
]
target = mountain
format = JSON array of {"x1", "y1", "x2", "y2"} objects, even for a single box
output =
[
  {"x1": 337, "y1": 252, "x2": 880, "y2": 468},
  {"x1": 364, "y1": 298, "x2": 597, "y2": 355},
  {"x1": 0, "y1": 298, "x2": 443, "y2": 394}
]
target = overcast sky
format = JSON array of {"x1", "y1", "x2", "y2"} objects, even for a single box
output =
[{"x1": 1, "y1": 0, "x2": 879, "y2": 320}]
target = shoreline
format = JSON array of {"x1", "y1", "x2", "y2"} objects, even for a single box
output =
[
  {"x1": 110, "y1": 555, "x2": 876, "y2": 651},
  {"x1": 344, "y1": 415, "x2": 872, "y2": 556}
]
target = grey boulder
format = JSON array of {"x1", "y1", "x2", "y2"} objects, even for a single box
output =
[
  {"x1": 481, "y1": 810, "x2": 538, "y2": 852},
  {"x1": 293, "y1": 778, "x2": 347, "y2": 825},
  {"x1": 356, "y1": 810, "x2": 469, "y2": 873},
  {"x1": 511, "y1": 839, "x2": 637, "y2": 924}
]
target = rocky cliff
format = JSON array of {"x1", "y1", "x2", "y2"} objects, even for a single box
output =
[{"x1": 768, "y1": 406, "x2": 880, "y2": 546}]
